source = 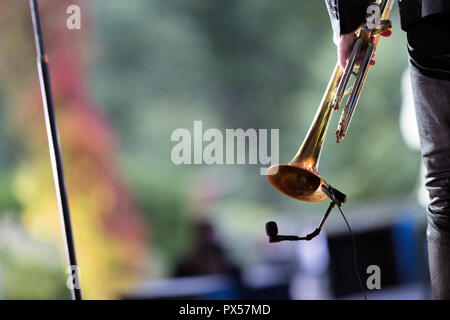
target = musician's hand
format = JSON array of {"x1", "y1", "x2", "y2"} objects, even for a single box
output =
[{"x1": 336, "y1": 29, "x2": 392, "y2": 71}]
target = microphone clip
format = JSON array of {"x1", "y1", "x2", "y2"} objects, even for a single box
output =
[
  {"x1": 321, "y1": 184, "x2": 346, "y2": 207},
  {"x1": 266, "y1": 184, "x2": 346, "y2": 243}
]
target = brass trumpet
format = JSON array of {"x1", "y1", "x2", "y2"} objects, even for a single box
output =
[{"x1": 267, "y1": 0, "x2": 394, "y2": 202}]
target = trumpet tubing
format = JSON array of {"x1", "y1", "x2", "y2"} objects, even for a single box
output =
[
  {"x1": 267, "y1": 0, "x2": 394, "y2": 202},
  {"x1": 267, "y1": 64, "x2": 343, "y2": 202}
]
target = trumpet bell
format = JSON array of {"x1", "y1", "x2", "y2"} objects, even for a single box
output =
[
  {"x1": 267, "y1": 164, "x2": 328, "y2": 202},
  {"x1": 266, "y1": 0, "x2": 394, "y2": 204}
]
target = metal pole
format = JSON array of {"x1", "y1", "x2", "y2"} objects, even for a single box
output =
[{"x1": 29, "y1": 0, "x2": 82, "y2": 300}]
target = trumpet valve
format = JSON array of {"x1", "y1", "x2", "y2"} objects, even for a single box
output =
[
  {"x1": 332, "y1": 98, "x2": 341, "y2": 110},
  {"x1": 335, "y1": 123, "x2": 345, "y2": 143},
  {"x1": 335, "y1": 132, "x2": 344, "y2": 143}
]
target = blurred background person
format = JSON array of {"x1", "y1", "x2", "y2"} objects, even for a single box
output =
[{"x1": 174, "y1": 221, "x2": 240, "y2": 278}]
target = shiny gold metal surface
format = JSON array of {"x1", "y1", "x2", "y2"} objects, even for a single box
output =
[
  {"x1": 267, "y1": 0, "x2": 394, "y2": 202},
  {"x1": 335, "y1": 0, "x2": 393, "y2": 142},
  {"x1": 267, "y1": 64, "x2": 343, "y2": 202}
]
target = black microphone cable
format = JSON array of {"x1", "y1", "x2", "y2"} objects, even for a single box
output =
[{"x1": 337, "y1": 205, "x2": 367, "y2": 300}]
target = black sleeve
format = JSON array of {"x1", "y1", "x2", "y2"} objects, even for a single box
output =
[{"x1": 325, "y1": 0, "x2": 370, "y2": 35}]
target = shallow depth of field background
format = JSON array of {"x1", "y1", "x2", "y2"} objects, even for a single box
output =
[{"x1": 0, "y1": 0, "x2": 427, "y2": 299}]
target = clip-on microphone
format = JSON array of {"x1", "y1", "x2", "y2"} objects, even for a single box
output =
[
  {"x1": 265, "y1": 185, "x2": 368, "y2": 300},
  {"x1": 266, "y1": 185, "x2": 346, "y2": 243}
]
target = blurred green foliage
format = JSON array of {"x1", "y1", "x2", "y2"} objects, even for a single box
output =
[
  {"x1": 0, "y1": 0, "x2": 421, "y2": 297},
  {"x1": 89, "y1": 0, "x2": 419, "y2": 270}
]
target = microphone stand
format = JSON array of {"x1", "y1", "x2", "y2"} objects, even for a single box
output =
[
  {"x1": 301, "y1": 185, "x2": 346, "y2": 240},
  {"x1": 266, "y1": 185, "x2": 369, "y2": 299},
  {"x1": 29, "y1": 0, "x2": 82, "y2": 300},
  {"x1": 267, "y1": 185, "x2": 346, "y2": 242}
]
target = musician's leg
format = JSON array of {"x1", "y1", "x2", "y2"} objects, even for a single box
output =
[{"x1": 410, "y1": 62, "x2": 450, "y2": 299}]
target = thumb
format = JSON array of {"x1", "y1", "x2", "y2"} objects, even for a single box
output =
[{"x1": 338, "y1": 47, "x2": 348, "y2": 71}]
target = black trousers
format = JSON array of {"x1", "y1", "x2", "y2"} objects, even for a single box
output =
[{"x1": 410, "y1": 62, "x2": 450, "y2": 299}]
